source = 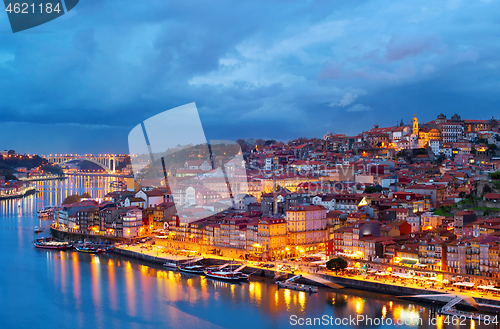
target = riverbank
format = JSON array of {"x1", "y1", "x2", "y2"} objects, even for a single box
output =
[
  {"x1": 50, "y1": 226, "x2": 129, "y2": 244},
  {"x1": 65, "y1": 173, "x2": 131, "y2": 178},
  {"x1": 112, "y1": 244, "x2": 500, "y2": 313},
  {"x1": 316, "y1": 273, "x2": 500, "y2": 310},
  {"x1": 113, "y1": 246, "x2": 338, "y2": 288},
  {"x1": 50, "y1": 225, "x2": 158, "y2": 244},
  {"x1": 20, "y1": 175, "x2": 67, "y2": 182},
  {"x1": 47, "y1": 225, "x2": 500, "y2": 313},
  {"x1": 0, "y1": 186, "x2": 37, "y2": 200}
]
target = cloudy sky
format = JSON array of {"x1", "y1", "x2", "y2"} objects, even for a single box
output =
[{"x1": 0, "y1": 0, "x2": 499, "y2": 154}]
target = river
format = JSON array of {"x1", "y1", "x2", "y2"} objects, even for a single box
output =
[{"x1": 0, "y1": 176, "x2": 486, "y2": 329}]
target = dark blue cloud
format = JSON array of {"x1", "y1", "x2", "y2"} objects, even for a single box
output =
[{"x1": 0, "y1": 0, "x2": 498, "y2": 153}]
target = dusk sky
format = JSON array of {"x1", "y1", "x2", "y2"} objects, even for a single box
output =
[{"x1": 0, "y1": 0, "x2": 499, "y2": 154}]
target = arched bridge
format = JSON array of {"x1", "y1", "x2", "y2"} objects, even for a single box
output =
[{"x1": 44, "y1": 154, "x2": 129, "y2": 173}]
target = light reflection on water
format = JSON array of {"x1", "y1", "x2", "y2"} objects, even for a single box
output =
[{"x1": 0, "y1": 176, "x2": 491, "y2": 329}]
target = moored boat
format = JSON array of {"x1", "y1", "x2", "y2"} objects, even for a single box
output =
[
  {"x1": 34, "y1": 226, "x2": 43, "y2": 233},
  {"x1": 163, "y1": 262, "x2": 178, "y2": 269},
  {"x1": 276, "y1": 281, "x2": 318, "y2": 293},
  {"x1": 178, "y1": 264, "x2": 205, "y2": 274},
  {"x1": 204, "y1": 269, "x2": 249, "y2": 282},
  {"x1": 75, "y1": 245, "x2": 102, "y2": 254},
  {"x1": 37, "y1": 206, "x2": 54, "y2": 219},
  {"x1": 204, "y1": 263, "x2": 249, "y2": 282},
  {"x1": 102, "y1": 246, "x2": 114, "y2": 252},
  {"x1": 33, "y1": 237, "x2": 72, "y2": 250}
]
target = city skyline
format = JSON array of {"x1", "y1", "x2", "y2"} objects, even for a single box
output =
[
  {"x1": 5, "y1": 111, "x2": 498, "y2": 155},
  {"x1": 0, "y1": 0, "x2": 499, "y2": 154}
]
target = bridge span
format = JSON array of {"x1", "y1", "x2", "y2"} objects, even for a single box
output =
[{"x1": 43, "y1": 154, "x2": 129, "y2": 173}]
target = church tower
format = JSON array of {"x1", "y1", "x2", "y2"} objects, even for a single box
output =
[{"x1": 412, "y1": 114, "x2": 419, "y2": 136}]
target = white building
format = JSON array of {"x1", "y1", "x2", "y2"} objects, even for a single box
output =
[
  {"x1": 420, "y1": 212, "x2": 443, "y2": 229},
  {"x1": 311, "y1": 195, "x2": 336, "y2": 210},
  {"x1": 391, "y1": 126, "x2": 410, "y2": 143},
  {"x1": 430, "y1": 140, "x2": 441, "y2": 155},
  {"x1": 406, "y1": 215, "x2": 420, "y2": 232},
  {"x1": 185, "y1": 186, "x2": 196, "y2": 205},
  {"x1": 232, "y1": 194, "x2": 257, "y2": 212},
  {"x1": 122, "y1": 208, "x2": 143, "y2": 238},
  {"x1": 430, "y1": 140, "x2": 453, "y2": 158},
  {"x1": 135, "y1": 189, "x2": 165, "y2": 208},
  {"x1": 441, "y1": 122, "x2": 464, "y2": 143},
  {"x1": 265, "y1": 158, "x2": 272, "y2": 171},
  {"x1": 184, "y1": 160, "x2": 212, "y2": 171}
]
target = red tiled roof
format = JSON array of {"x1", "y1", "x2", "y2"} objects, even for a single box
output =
[
  {"x1": 365, "y1": 127, "x2": 394, "y2": 134},
  {"x1": 464, "y1": 120, "x2": 489, "y2": 123},
  {"x1": 484, "y1": 193, "x2": 500, "y2": 200}
]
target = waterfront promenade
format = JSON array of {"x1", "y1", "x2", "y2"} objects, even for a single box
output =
[
  {"x1": 19, "y1": 174, "x2": 66, "y2": 182},
  {"x1": 0, "y1": 186, "x2": 36, "y2": 200},
  {"x1": 53, "y1": 222, "x2": 500, "y2": 308},
  {"x1": 113, "y1": 241, "x2": 500, "y2": 311}
]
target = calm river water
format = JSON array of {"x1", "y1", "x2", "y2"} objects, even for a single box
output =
[{"x1": 0, "y1": 176, "x2": 487, "y2": 329}]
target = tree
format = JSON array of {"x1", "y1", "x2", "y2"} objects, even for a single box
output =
[
  {"x1": 41, "y1": 164, "x2": 63, "y2": 175},
  {"x1": 459, "y1": 191, "x2": 466, "y2": 198},
  {"x1": 364, "y1": 185, "x2": 383, "y2": 194},
  {"x1": 288, "y1": 137, "x2": 309, "y2": 146},
  {"x1": 255, "y1": 139, "x2": 265, "y2": 151},
  {"x1": 326, "y1": 257, "x2": 348, "y2": 272},
  {"x1": 413, "y1": 148, "x2": 427, "y2": 155},
  {"x1": 491, "y1": 172, "x2": 500, "y2": 180},
  {"x1": 376, "y1": 142, "x2": 383, "y2": 147},
  {"x1": 484, "y1": 184, "x2": 492, "y2": 195},
  {"x1": 264, "y1": 140, "x2": 276, "y2": 147},
  {"x1": 62, "y1": 194, "x2": 81, "y2": 205},
  {"x1": 81, "y1": 192, "x2": 91, "y2": 199},
  {"x1": 435, "y1": 154, "x2": 446, "y2": 164},
  {"x1": 236, "y1": 139, "x2": 248, "y2": 153},
  {"x1": 434, "y1": 205, "x2": 453, "y2": 216},
  {"x1": 3, "y1": 172, "x2": 18, "y2": 181}
]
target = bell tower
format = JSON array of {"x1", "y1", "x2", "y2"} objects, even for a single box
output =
[{"x1": 412, "y1": 114, "x2": 419, "y2": 136}]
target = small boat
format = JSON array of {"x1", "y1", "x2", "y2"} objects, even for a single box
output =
[
  {"x1": 33, "y1": 237, "x2": 72, "y2": 250},
  {"x1": 34, "y1": 226, "x2": 43, "y2": 233},
  {"x1": 178, "y1": 264, "x2": 205, "y2": 274},
  {"x1": 204, "y1": 263, "x2": 249, "y2": 282},
  {"x1": 163, "y1": 262, "x2": 178, "y2": 269},
  {"x1": 102, "y1": 246, "x2": 114, "y2": 253},
  {"x1": 75, "y1": 246, "x2": 102, "y2": 254},
  {"x1": 204, "y1": 269, "x2": 249, "y2": 282},
  {"x1": 37, "y1": 206, "x2": 54, "y2": 219},
  {"x1": 276, "y1": 281, "x2": 318, "y2": 293}
]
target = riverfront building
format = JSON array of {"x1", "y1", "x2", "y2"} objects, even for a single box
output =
[{"x1": 48, "y1": 113, "x2": 500, "y2": 278}]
